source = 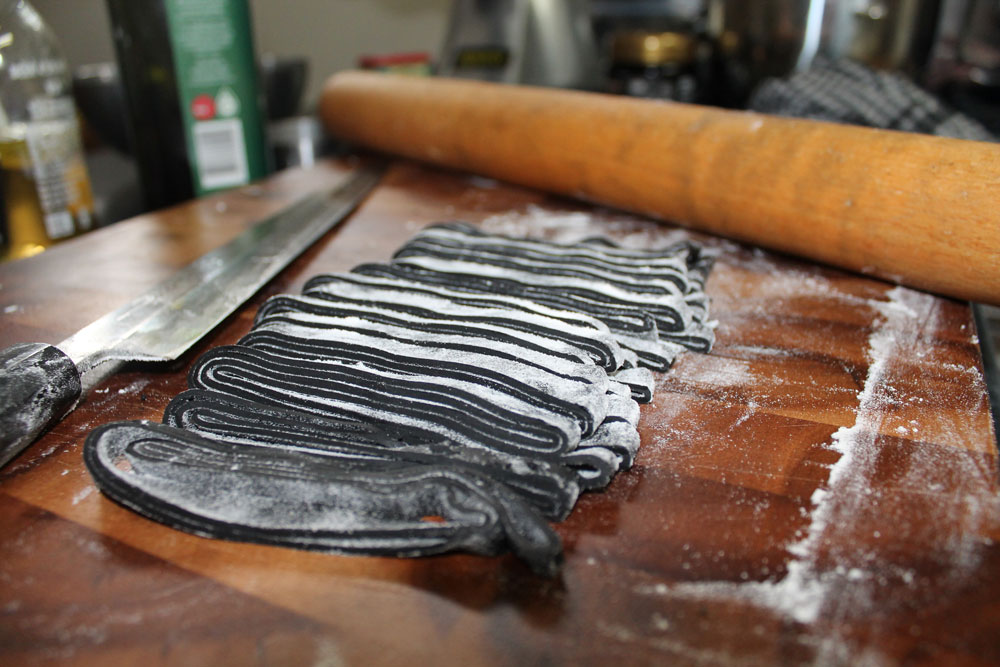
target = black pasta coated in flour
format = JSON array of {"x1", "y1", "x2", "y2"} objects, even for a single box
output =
[
  {"x1": 388, "y1": 222, "x2": 716, "y2": 354},
  {"x1": 265, "y1": 284, "x2": 629, "y2": 373},
  {"x1": 163, "y1": 389, "x2": 582, "y2": 520},
  {"x1": 84, "y1": 421, "x2": 563, "y2": 576},
  {"x1": 83, "y1": 222, "x2": 715, "y2": 575},
  {"x1": 186, "y1": 344, "x2": 586, "y2": 459}
]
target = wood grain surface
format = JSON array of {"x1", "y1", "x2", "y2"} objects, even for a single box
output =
[
  {"x1": 320, "y1": 72, "x2": 1000, "y2": 306},
  {"x1": 0, "y1": 159, "x2": 997, "y2": 666}
]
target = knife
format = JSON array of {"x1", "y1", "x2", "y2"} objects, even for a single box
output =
[{"x1": 0, "y1": 163, "x2": 383, "y2": 468}]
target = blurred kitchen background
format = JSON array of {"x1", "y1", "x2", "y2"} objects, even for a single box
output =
[
  {"x1": 38, "y1": 0, "x2": 450, "y2": 118},
  {"x1": 20, "y1": 0, "x2": 1000, "y2": 224}
]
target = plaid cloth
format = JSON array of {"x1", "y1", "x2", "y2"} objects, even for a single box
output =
[{"x1": 749, "y1": 59, "x2": 995, "y2": 142}]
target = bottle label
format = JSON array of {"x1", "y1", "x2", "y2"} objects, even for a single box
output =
[
  {"x1": 24, "y1": 97, "x2": 95, "y2": 239},
  {"x1": 164, "y1": 0, "x2": 268, "y2": 196},
  {"x1": 8, "y1": 58, "x2": 67, "y2": 81}
]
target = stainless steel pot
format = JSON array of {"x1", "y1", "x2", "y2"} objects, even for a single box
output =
[
  {"x1": 438, "y1": 0, "x2": 600, "y2": 90},
  {"x1": 710, "y1": 0, "x2": 943, "y2": 81}
]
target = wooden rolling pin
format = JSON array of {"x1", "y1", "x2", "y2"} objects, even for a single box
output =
[{"x1": 320, "y1": 71, "x2": 1000, "y2": 305}]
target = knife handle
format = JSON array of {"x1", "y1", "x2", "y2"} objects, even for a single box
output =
[{"x1": 0, "y1": 343, "x2": 82, "y2": 468}]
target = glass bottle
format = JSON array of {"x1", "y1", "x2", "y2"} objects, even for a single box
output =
[
  {"x1": 106, "y1": 0, "x2": 270, "y2": 211},
  {"x1": 0, "y1": 0, "x2": 97, "y2": 261}
]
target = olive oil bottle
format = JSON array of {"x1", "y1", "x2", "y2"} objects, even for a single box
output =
[
  {"x1": 106, "y1": 0, "x2": 270, "y2": 210},
  {"x1": 0, "y1": 0, "x2": 97, "y2": 261}
]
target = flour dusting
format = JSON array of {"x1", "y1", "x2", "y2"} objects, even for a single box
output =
[
  {"x1": 479, "y1": 204, "x2": 701, "y2": 249},
  {"x1": 116, "y1": 378, "x2": 151, "y2": 396},
  {"x1": 71, "y1": 486, "x2": 94, "y2": 505},
  {"x1": 668, "y1": 355, "x2": 753, "y2": 389},
  {"x1": 653, "y1": 285, "x2": 999, "y2": 652},
  {"x1": 479, "y1": 205, "x2": 596, "y2": 240}
]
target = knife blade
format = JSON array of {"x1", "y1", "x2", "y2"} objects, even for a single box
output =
[{"x1": 0, "y1": 163, "x2": 383, "y2": 467}]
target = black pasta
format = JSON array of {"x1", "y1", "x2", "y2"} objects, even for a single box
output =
[
  {"x1": 83, "y1": 222, "x2": 715, "y2": 574},
  {"x1": 85, "y1": 421, "x2": 564, "y2": 577},
  {"x1": 162, "y1": 389, "x2": 583, "y2": 520}
]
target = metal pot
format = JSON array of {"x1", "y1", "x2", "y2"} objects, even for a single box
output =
[
  {"x1": 438, "y1": 0, "x2": 600, "y2": 90},
  {"x1": 710, "y1": 0, "x2": 942, "y2": 82}
]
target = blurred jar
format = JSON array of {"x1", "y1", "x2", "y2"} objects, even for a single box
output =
[
  {"x1": 0, "y1": 0, "x2": 97, "y2": 261},
  {"x1": 609, "y1": 30, "x2": 700, "y2": 101}
]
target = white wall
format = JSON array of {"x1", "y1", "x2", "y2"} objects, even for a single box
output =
[
  {"x1": 31, "y1": 0, "x2": 451, "y2": 108},
  {"x1": 252, "y1": 0, "x2": 450, "y2": 107},
  {"x1": 31, "y1": 0, "x2": 116, "y2": 65}
]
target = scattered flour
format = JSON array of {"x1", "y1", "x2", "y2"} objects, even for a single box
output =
[
  {"x1": 669, "y1": 355, "x2": 753, "y2": 389},
  {"x1": 643, "y1": 285, "x2": 999, "y2": 662},
  {"x1": 466, "y1": 175, "x2": 500, "y2": 189},
  {"x1": 71, "y1": 486, "x2": 94, "y2": 505},
  {"x1": 116, "y1": 379, "x2": 151, "y2": 396},
  {"x1": 478, "y1": 204, "x2": 700, "y2": 249},
  {"x1": 479, "y1": 205, "x2": 606, "y2": 241}
]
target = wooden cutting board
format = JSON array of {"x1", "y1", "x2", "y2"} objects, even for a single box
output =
[{"x1": 0, "y1": 159, "x2": 997, "y2": 665}]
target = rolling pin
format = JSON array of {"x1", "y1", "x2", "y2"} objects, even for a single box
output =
[{"x1": 319, "y1": 71, "x2": 1000, "y2": 306}]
